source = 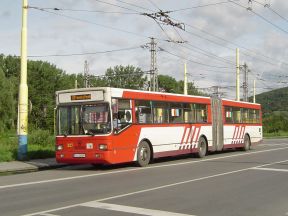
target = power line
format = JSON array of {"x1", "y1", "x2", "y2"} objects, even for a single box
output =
[
  {"x1": 160, "y1": 48, "x2": 233, "y2": 69},
  {"x1": 169, "y1": 15, "x2": 288, "y2": 68},
  {"x1": 28, "y1": 6, "x2": 138, "y2": 14},
  {"x1": 30, "y1": 7, "x2": 148, "y2": 39},
  {"x1": 28, "y1": 46, "x2": 142, "y2": 58},
  {"x1": 253, "y1": 0, "x2": 288, "y2": 24},
  {"x1": 94, "y1": 0, "x2": 141, "y2": 13},
  {"x1": 114, "y1": 0, "x2": 154, "y2": 12},
  {"x1": 168, "y1": 0, "x2": 239, "y2": 12},
  {"x1": 146, "y1": 0, "x2": 161, "y2": 11},
  {"x1": 230, "y1": 0, "x2": 288, "y2": 34},
  {"x1": 30, "y1": 6, "x2": 234, "y2": 71}
]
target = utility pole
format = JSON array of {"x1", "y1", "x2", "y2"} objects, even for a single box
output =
[
  {"x1": 84, "y1": 60, "x2": 89, "y2": 88},
  {"x1": 141, "y1": 38, "x2": 159, "y2": 91},
  {"x1": 242, "y1": 63, "x2": 249, "y2": 102},
  {"x1": 18, "y1": 0, "x2": 28, "y2": 160},
  {"x1": 75, "y1": 74, "x2": 78, "y2": 89},
  {"x1": 253, "y1": 80, "x2": 256, "y2": 103},
  {"x1": 184, "y1": 62, "x2": 188, "y2": 95},
  {"x1": 236, "y1": 48, "x2": 240, "y2": 101},
  {"x1": 150, "y1": 37, "x2": 158, "y2": 91},
  {"x1": 212, "y1": 86, "x2": 221, "y2": 97}
]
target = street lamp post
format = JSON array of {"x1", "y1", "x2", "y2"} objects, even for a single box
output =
[{"x1": 18, "y1": 0, "x2": 28, "y2": 160}]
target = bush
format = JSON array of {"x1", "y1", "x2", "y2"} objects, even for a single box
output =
[
  {"x1": 0, "y1": 129, "x2": 55, "y2": 162},
  {"x1": 29, "y1": 129, "x2": 54, "y2": 147}
]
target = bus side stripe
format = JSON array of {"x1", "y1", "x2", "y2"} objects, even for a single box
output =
[
  {"x1": 194, "y1": 127, "x2": 201, "y2": 144},
  {"x1": 181, "y1": 127, "x2": 188, "y2": 144},
  {"x1": 232, "y1": 126, "x2": 237, "y2": 144},
  {"x1": 185, "y1": 127, "x2": 192, "y2": 144}
]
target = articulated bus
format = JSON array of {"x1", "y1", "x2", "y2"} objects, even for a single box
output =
[{"x1": 55, "y1": 87, "x2": 262, "y2": 167}]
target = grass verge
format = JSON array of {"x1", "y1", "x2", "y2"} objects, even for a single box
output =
[{"x1": 0, "y1": 129, "x2": 55, "y2": 162}]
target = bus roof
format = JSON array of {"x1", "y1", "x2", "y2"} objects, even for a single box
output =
[{"x1": 56, "y1": 87, "x2": 261, "y2": 108}]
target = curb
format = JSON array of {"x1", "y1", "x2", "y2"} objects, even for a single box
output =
[{"x1": 0, "y1": 161, "x2": 68, "y2": 175}]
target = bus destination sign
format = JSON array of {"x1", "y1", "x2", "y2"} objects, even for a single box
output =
[
  {"x1": 57, "y1": 90, "x2": 104, "y2": 104},
  {"x1": 71, "y1": 94, "x2": 91, "y2": 101}
]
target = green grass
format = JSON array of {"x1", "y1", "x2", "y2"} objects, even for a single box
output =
[
  {"x1": 0, "y1": 130, "x2": 55, "y2": 162},
  {"x1": 264, "y1": 130, "x2": 288, "y2": 138}
]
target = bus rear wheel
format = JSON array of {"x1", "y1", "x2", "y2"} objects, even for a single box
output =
[
  {"x1": 197, "y1": 137, "x2": 207, "y2": 158},
  {"x1": 136, "y1": 141, "x2": 151, "y2": 167},
  {"x1": 243, "y1": 134, "x2": 251, "y2": 151}
]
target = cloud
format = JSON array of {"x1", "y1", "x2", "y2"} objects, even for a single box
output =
[{"x1": 0, "y1": 11, "x2": 10, "y2": 18}]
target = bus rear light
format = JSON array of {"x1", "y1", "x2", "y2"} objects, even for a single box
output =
[
  {"x1": 99, "y1": 144, "x2": 108, "y2": 151},
  {"x1": 60, "y1": 154, "x2": 64, "y2": 158},
  {"x1": 57, "y1": 144, "x2": 63, "y2": 151}
]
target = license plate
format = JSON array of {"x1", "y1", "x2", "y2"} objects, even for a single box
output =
[{"x1": 73, "y1": 153, "x2": 86, "y2": 158}]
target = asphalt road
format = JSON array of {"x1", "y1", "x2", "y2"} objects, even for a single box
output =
[{"x1": 0, "y1": 138, "x2": 288, "y2": 216}]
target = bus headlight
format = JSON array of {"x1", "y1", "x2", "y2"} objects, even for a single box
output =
[
  {"x1": 99, "y1": 144, "x2": 107, "y2": 151},
  {"x1": 57, "y1": 144, "x2": 63, "y2": 151}
]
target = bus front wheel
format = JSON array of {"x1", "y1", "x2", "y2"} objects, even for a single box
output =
[{"x1": 136, "y1": 141, "x2": 151, "y2": 167}]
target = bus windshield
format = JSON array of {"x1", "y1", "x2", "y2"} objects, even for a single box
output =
[{"x1": 57, "y1": 103, "x2": 111, "y2": 136}]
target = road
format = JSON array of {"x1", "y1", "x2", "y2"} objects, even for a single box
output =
[{"x1": 0, "y1": 138, "x2": 288, "y2": 216}]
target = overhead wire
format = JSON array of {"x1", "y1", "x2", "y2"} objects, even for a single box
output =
[
  {"x1": 94, "y1": 0, "x2": 141, "y2": 13},
  {"x1": 168, "y1": 0, "x2": 240, "y2": 12},
  {"x1": 28, "y1": 46, "x2": 142, "y2": 58},
  {"x1": 28, "y1": 6, "x2": 138, "y2": 14},
  {"x1": 253, "y1": 0, "x2": 288, "y2": 24},
  {"x1": 114, "y1": 0, "x2": 154, "y2": 12},
  {"x1": 30, "y1": 7, "x2": 148, "y2": 39},
  {"x1": 28, "y1": 0, "x2": 287, "y2": 94},
  {"x1": 229, "y1": 0, "x2": 288, "y2": 34},
  {"x1": 29, "y1": 6, "x2": 234, "y2": 69},
  {"x1": 160, "y1": 48, "x2": 233, "y2": 69}
]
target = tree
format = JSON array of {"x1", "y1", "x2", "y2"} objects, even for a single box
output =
[
  {"x1": 27, "y1": 60, "x2": 75, "y2": 131},
  {"x1": 103, "y1": 65, "x2": 147, "y2": 89},
  {"x1": 158, "y1": 74, "x2": 203, "y2": 96},
  {"x1": 0, "y1": 68, "x2": 16, "y2": 132},
  {"x1": 158, "y1": 75, "x2": 178, "y2": 93}
]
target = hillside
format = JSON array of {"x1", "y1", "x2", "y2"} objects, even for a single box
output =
[{"x1": 255, "y1": 86, "x2": 288, "y2": 114}]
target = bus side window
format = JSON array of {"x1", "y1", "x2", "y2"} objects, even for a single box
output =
[{"x1": 135, "y1": 100, "x2": 153, "y2": 124}]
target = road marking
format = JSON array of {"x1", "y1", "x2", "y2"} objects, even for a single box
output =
[
  {"x1": 251, "y1": 167, "x2": 288, "y2": 172},
  {"x1": 2, "y1": 146, "x2": 288, "y2": 190},
  {"x1": 81, "y1": 201, "x2": 196, "y2": 216},
  {"x1": 21, "y1": 159, "x2": 288, "y2": 216},
  {"x1": 39, "y1": 213, "x2": 60, "y2": 216}
]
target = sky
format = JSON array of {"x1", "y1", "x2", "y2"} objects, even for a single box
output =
[{"x1": 1, "y1": 0, "x2": 288, "y2": 99}]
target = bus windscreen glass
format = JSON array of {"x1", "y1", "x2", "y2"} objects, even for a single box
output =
[{"x1": 57, "y1": 103, "x2": 111, "y2": 135}]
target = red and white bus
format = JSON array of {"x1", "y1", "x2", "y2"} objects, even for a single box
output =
[{"x1": 55, "y1": 87, "x2": 262, "y2": 166}]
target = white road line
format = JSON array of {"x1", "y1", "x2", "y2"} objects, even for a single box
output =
[
  {"x1": 1, "y1": 146, "x2": 288, "y2": 190},
  {"x1": 21, "y1": 159, "x2": 288, "y2": 216},
  {"x1": 39, "y1": 213, "x2": 60, "y2": 216},
  {"x1": 82, "y1": 201, "x2": 196, "y2": 216},
  {"x1": 251, "y1": 167, "x2": 288, "y2": 172}
]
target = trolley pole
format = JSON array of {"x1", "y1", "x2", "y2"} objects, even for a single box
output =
[
  {"x1": 236, "y1": 48, "x2": 240, "y2": 101},
  {"x1": 184, "y1": 62, "x2": 188, "y2": 95},
  {"x1": 18, "y1": 0, "x2": 29, "y2": 160}
]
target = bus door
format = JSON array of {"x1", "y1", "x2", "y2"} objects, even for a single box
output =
[{"x1": 211, "y1": 97, "x2": 224, "y2": 151}]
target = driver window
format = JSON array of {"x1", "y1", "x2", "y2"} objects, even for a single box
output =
[{"x1": 112, "y1": 99, "x2": 132, "y2": 131}]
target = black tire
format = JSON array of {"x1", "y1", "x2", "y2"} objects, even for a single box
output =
[
  {"x1": 136, "y1": 141, "x2": 151, "y2": 167},
  {"x1": 197, "y1": 136, "x2": 207, "y2": 158},
  {"x1": 243, "y1": 134, "x2": 251, "y2": 151}
]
